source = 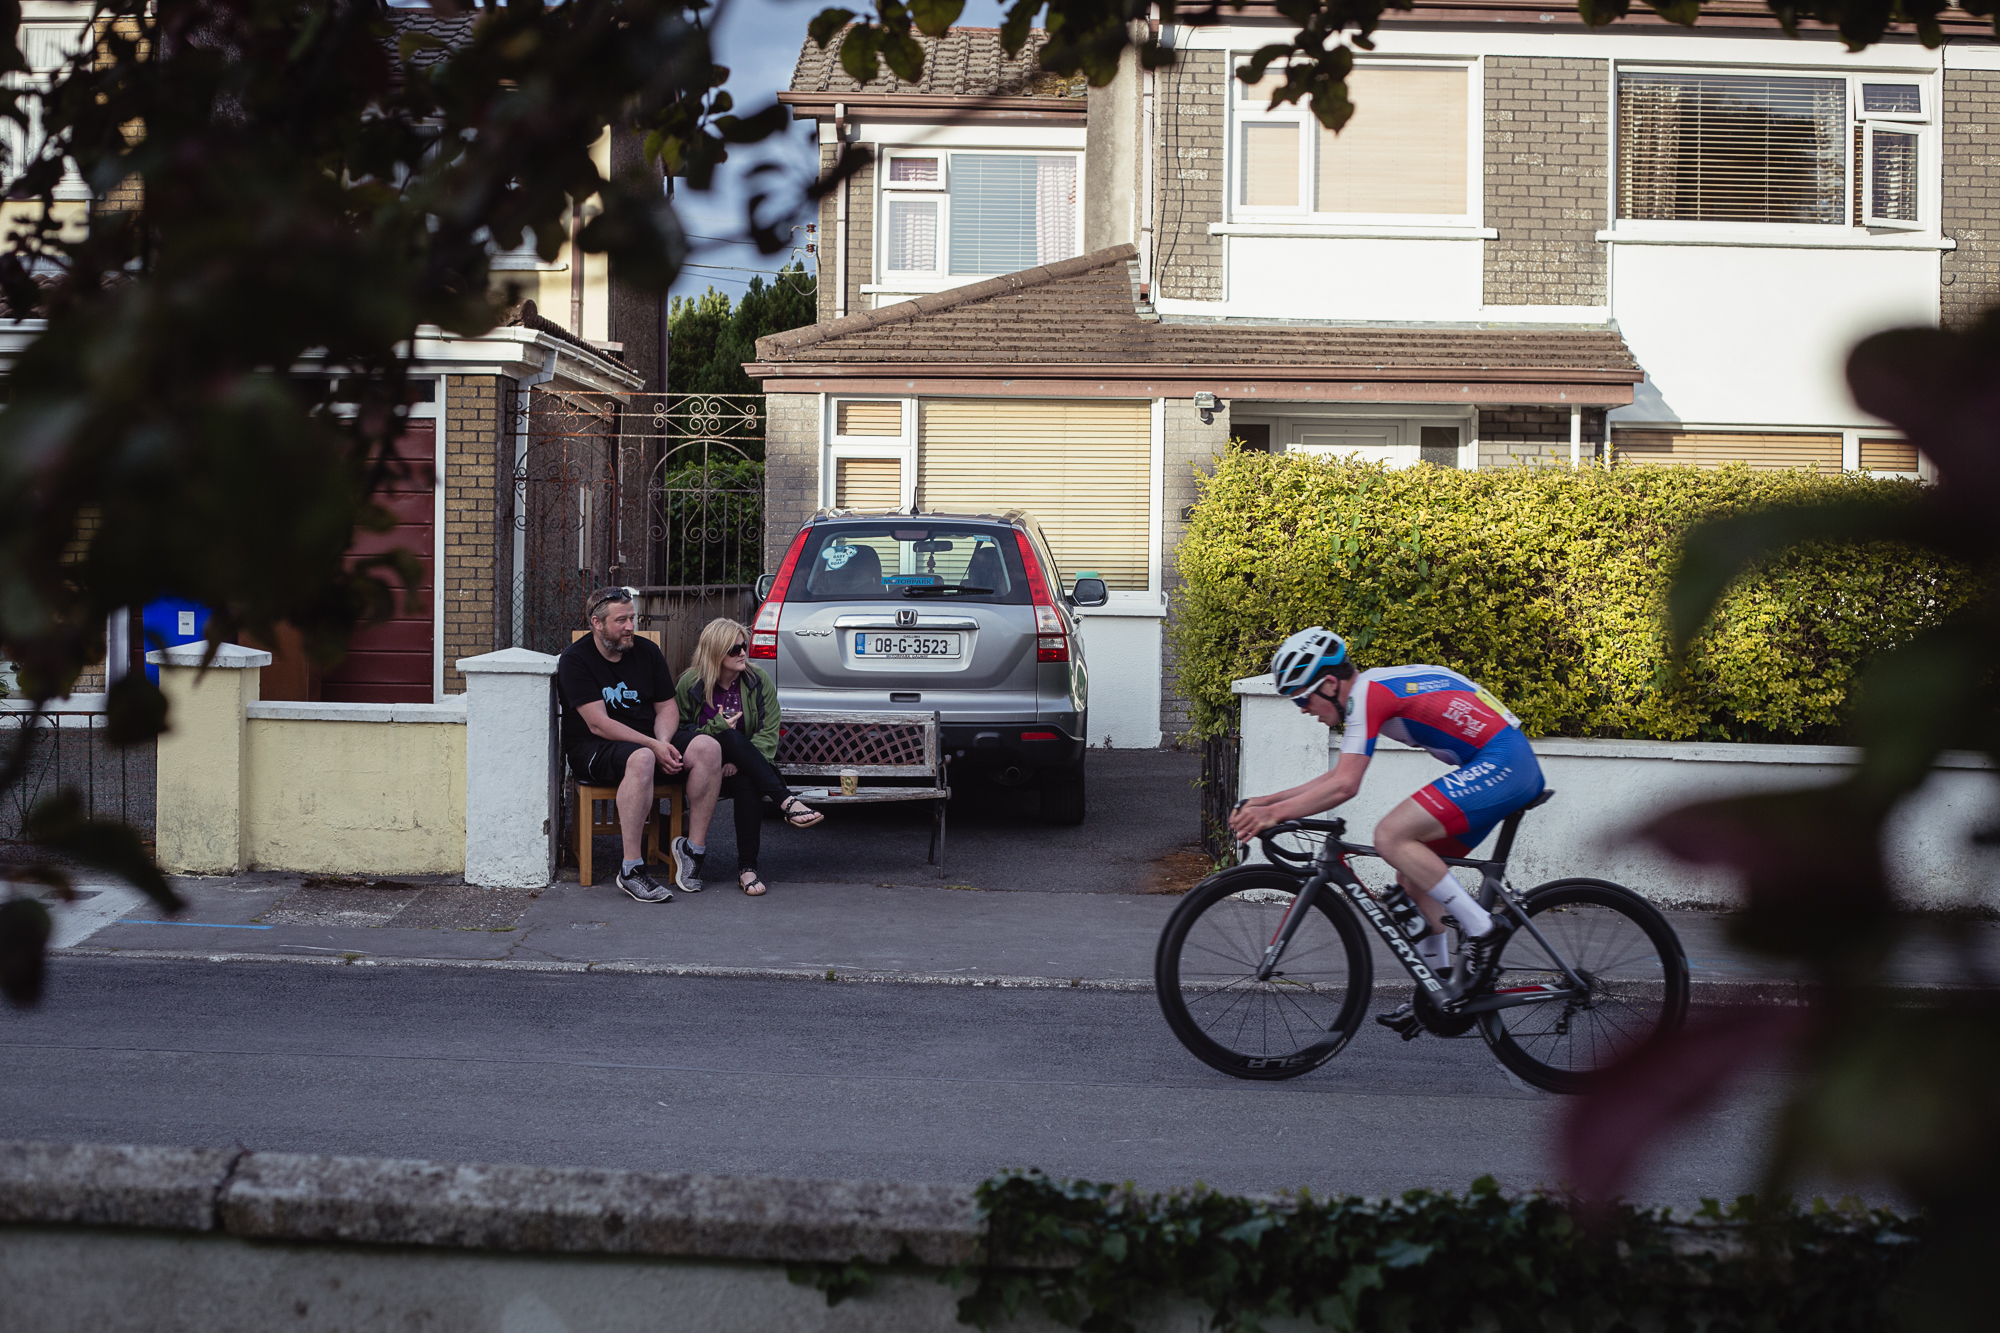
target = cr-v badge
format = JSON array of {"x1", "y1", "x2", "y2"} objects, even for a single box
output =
[{"x1": 792, "y1": 628, "x2": 832, "y2": 636}]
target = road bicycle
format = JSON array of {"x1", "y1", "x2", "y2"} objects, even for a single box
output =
[{"x1": 1154, "y1": 790, "x2": 1690, "y2": 1094}]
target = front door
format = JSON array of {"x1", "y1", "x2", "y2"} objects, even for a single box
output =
[
  {"x1": 1287, "y1": 421, "x2": 1413, "y2": 468},
  {"x1": 321, "y1": 421, "x2": 436, "y2": 703}
]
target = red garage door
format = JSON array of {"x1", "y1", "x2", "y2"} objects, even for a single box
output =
[{"x1": 321, "y1": 422, "x2": 435, "y2": 704}]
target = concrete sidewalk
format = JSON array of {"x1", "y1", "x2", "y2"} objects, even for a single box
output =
[{"x1": 50, "y1": 871, "x2": 2000, "y2": 1000}]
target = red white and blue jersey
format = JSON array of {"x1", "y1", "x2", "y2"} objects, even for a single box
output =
[{"x1": 1338, "y1": 665, "x2": 1524, "y2": 766}]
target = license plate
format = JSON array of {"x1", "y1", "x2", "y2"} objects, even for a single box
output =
[{"x1": 853, "y1": 632, "x2": 961, "y2": 659}]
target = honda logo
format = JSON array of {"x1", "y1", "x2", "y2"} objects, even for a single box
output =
[{"x1": 897, "y1": 608, "x2": 918, "y2": 627}]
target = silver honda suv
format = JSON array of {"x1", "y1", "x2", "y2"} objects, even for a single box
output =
[{"x1": 750, "y1": 509, "x2": 1108, "y2": 824}]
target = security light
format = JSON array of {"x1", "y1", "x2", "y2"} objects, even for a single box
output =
[{"x1": 1193, "y1": 391, "x2": 1219, "y2": 425}]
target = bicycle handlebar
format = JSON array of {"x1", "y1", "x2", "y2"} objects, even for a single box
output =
[{"x1": 1252, "y1": 817, "x2": 1348, "y2": 866}]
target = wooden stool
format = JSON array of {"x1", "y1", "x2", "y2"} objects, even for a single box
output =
[{"x1": 574, "y1": 780, "x2": 686, "y2": 887}]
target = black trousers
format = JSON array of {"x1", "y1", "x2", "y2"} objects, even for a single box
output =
[{"x1": 673, "y1": 724, "x2": 792, "y2": 871}]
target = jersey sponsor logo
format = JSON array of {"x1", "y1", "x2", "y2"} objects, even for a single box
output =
[
  {"x1": 1441, "y1": 759, "x2": 1500, "y2": 791},
  {"x1": 1440, "y1": 696, "x2": 1492, "y2": 740},
  {"x1": 1393, "y1": 674, "x2": 1463, "y2": 696},
  {"x1": 601, "y1": 682, "x2": 640, "y2": 708}
]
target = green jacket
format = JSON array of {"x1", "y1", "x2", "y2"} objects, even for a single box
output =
[{"x1": 674, "y1": 665, "x2": 781, "y2": 761}]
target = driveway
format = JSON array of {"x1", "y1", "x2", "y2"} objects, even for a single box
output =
[{"x1": 577, "y1": 746, "x2": 1208, "y2": 894}]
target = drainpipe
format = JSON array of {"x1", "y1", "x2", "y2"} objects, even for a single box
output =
[
  {"x1": 511, "y1": 345, "x2": 562, "y2": 646},
  {"x1": 569, "y1": 200, "x2": 586, "y2": 335},
  {"x1": 1569, "y1": 402, "x2": 1582, "y2": 469},
  {"x1": 1140, "y1": 11, "x2": 1158, "y2": 299},
  {"x1": 834, "y1": 103, "x2": 849, "y2": 319}
]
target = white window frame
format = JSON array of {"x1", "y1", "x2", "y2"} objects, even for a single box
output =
[
  {"x1": 1227, "y1": 56, "x2": 1480, "y2": 229},
  {"x1": 875, "y1": 148, "x2": 1084, "y2": 286},
  {"x1": 1610, "y1": 66, "x2": 1937, "y2": 236},
  {"x1": 823, "y1": 396, "x2": 916, "y2": 512}
]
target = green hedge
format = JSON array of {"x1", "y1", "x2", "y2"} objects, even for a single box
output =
[
  {"x1": 1169, "y1": 455, "x2": 1976, "y2": 741},
  {"x1": 793, "y1": 1172, "x2": 1920, "y2": 1333}
]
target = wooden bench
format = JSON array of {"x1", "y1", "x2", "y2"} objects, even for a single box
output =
[
  {"x1": 775, "y1": 710, "x2": 951, "y2": 877},
  {"x1": 563, "y1": 629, "x2": 686, "y2": 888}
]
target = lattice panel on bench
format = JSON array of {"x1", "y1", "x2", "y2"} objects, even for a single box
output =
[{"x1": 777, "y1": 721, "x2": 929, "y2": 772}]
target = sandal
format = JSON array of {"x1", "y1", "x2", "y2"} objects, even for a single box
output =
[
  {"x1": 779, "y1": 795, "x2": 824, "y2": 828},
  {"x1": 738, "y1": 871, "x2": 768, "y2": 896}
]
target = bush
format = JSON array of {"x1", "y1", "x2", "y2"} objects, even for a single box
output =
[
  {"x1": 1170, "y1": 454, "x2": 1977, "y2": 742},
  {"x1": 954, "y1": 1171, "x2": 1918, "y2": 1333}
]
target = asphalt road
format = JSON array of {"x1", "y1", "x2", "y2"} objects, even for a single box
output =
[{"x1": 0, "y1": 957, "x2": 1846, "y2": 1209}]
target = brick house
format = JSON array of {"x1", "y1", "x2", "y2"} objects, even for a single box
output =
[
  {"x1": 755, "y1": 9, "x2": 1987, "y2": 746},
  {"x1": 0, "y1": 6, "x2": 655, "y2": 705}
]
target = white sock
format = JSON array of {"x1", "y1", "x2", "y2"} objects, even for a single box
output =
[
  {"x1": 622, "y1": 858, "x2": 643, "y2": 874},
  {"x1": 1427, "y1": 872, "x2": 1492, "y2": 937},
  {"x1": 1415, "y1": 932, "x2": 1449, "y2": 973}
]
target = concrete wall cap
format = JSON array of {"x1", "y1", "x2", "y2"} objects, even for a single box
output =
[
  {"x1": 246, "y1": 700, "x2": 467, "y2": 725},
  {"x1": 0, "y1": 1141, "x2": 234, "y2": 1232},
  {"x1": 146, "y1": 642, "x2": 272, "y2": 669},
  {"x1": 217, "y1": 1151, "x2": 982, "y2": 1265},
  {"x1": 456, "y1": 648, "x2": 560, "y2": 676}
]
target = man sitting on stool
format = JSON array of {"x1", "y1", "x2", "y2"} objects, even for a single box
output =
[{"x1": 557, "y1": 587, "x2": 725, "y2": 901}]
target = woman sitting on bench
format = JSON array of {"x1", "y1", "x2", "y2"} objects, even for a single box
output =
[{"x1": 670, "y1": 617, "x2": 823, "y2": 896}]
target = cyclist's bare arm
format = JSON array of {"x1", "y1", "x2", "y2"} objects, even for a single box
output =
[{"x1": 1230, "y1": 753, "x2": 1372, "y2": 839}]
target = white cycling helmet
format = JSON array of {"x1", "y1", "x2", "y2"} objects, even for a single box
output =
[{"x1": 1270, "y1": 626, "x2": 1352, "y2": 699}]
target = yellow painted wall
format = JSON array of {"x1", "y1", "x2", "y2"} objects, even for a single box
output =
[{"x1": 243, "y1": 719, "x2": 466, "y2": 875}]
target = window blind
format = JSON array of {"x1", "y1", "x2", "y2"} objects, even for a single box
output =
[
  {"x1": 885, "y1": 198, "x2": 938, "y2": 272},
  {"x1": 1869, "y1": 127, "x2": 1919, "y2": 223},
  {"x1": 1618, "y1": 73, "x2": 1846, "y2": 224},
  {"x1": 1613, "y1": 430, "x2": 1842, "y2": 474},
  {"x1": 836, "y1": 401, "x2": 903, "y2": 437},
  {"x1": 916, "y1": 399, "x2": 1152, "y2": 592},
  {"x1": 947, "y1": 155, "x2": 1078, "y2": 276},
  {"x1": 1242, "y1": 123, "x2": 1299, "y2": 207},
  {"x1": 835, "y1": 457, "x2": 904, "y2": 510},
  {"x1": 1318, "y1": 68, "x2": 1467, "y2": 215},
  {"x1": 1859, "y1": 437, "x2": 1919, "y2": 472}
]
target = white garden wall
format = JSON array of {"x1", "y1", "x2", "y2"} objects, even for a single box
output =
[{"x1": 1233, "y1": 676, "x2": 1997, "y2": 910}]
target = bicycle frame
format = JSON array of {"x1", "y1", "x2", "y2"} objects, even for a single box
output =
[{"x1": 1250, "y1": 811, "x2": 1591, "y2": 1013}]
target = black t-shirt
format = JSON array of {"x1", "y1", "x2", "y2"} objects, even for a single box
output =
[{"x1": 556, "y1": 636, "x2": 676, "y2": 756}]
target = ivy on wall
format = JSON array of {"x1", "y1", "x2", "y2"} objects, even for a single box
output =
[
  {"x1": 793, "y1": 1171, "x2": 1921, "y2": 1333},
  {"x1": 1170, "y1": 455, "x2": 1979, "y2": 743}
]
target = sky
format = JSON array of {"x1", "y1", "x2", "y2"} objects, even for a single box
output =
[{"x1": 665, "y1": 0, "x2": 1017, "y2": 305}]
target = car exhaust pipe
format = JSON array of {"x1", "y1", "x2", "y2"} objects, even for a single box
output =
[{"x1": 994, "y1": 765, "x2": 1028, "y2": 786}]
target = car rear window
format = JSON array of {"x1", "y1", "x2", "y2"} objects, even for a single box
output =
[{"x1": 790, "y1": 524, "x2": 1031, "y2": 604}]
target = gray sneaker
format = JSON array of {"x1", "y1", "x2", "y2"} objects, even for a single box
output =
[
  {"x1": 667, "y1": 837, "x2": 705, "y2": 893},
  {"x1": 617, "y1": 863, "x2": 674, "y2": 903}
]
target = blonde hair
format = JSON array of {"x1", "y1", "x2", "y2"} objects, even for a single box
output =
[{"x1": 690, "y1": 617, "x2": 751, "y2": 706}]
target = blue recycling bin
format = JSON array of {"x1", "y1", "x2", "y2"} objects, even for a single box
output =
[{"x1": 140, "y1": 598, "x2": 212, "y2": 685}]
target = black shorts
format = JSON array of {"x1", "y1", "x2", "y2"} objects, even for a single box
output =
[{"x1": 569, "y1": 739, "x2": 683, "y2": 786}]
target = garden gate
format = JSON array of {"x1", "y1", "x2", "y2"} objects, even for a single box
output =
[{"x1": 513, "y1": 390, "x2": 765, "y2": 664}]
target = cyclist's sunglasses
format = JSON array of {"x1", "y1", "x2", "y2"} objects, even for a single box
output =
[{"x1": 1292, "y1": 679, "x2": 1337, "y2": 711}]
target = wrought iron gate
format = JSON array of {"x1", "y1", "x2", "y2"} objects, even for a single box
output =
[{"x1": 514, "y1": 390, "x2": 765, "y2": 661}]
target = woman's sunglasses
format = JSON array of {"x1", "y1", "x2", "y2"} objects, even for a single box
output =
[{"x1": 726, "y1": 643, "x2": 749, "y2": 656}]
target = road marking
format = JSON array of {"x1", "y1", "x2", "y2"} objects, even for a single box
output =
[
  {"x1": 49, "y1": 885, "x2": 150, "y2": 949},
  {"x1": 126, "y1": 921, "x2": 275, "y2": 930}
]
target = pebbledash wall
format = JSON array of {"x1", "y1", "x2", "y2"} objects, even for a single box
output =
[{"x1": 1232, "y1": 675, "x2": 1998, "y2": 911}]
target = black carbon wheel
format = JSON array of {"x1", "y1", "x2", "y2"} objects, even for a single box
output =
[
  {"x1": 1155, "y1": 867, "x2": 1372, "y2": 1080},
  {"x1": 1477, "y1": 878, "x2": 1690, "y2": 1094}
]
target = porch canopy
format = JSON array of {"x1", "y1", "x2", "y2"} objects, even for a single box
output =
[{"x1": 745, "y1": 244, "x2": 1642, "y2": 408}]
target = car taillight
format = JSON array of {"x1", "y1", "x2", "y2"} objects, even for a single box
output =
[
  {"x1": 1014, "y1": 530, "x2": 1070, "y2": 663},
  {"x1": 752, "y1": 526, "x2": 812, "y2": 660},
  {"x1": 1022, "y1": 731, "x2": 1058, "y2": 741}
]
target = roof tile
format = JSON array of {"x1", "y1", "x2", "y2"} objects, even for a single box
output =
[{"x1": 789, "y1": 27, "x2": 1084, "y2": 99}]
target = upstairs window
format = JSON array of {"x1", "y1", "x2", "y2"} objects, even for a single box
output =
[
  {"x1": 1235, "y1": 63, "x2": 1471, "y2": 221},
  {"x1": 1616, "y1": 71, "x2": 1929, "y2": 230},
  {"x1": 879, "y1": 151, "x2": 1080, "y2": 279}
]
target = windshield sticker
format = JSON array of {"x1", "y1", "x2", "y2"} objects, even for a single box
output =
[
  {"x1": 821, "y1": 546, "x2": 855, "y2": 569},
  {"x1": 884, "y1": 574, "x2": 942, "y2": 586}
]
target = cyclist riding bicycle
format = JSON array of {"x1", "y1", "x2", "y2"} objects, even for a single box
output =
[{"x1": 1228, "y1": 627, "x2": 1545, "y2": 1017}]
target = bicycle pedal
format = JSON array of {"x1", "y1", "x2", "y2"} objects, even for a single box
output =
[{"x1": 1374, "y1": 1006, "x2": 1424, "y2": 1041}]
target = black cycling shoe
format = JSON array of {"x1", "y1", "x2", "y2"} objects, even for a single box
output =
[
  {"x1": 1375, "y1": 1003, "x2": 1424, "y2": 1041},
  {"x1": 1460, "y1": 925, "x2": 1508, "y2": 994}
]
